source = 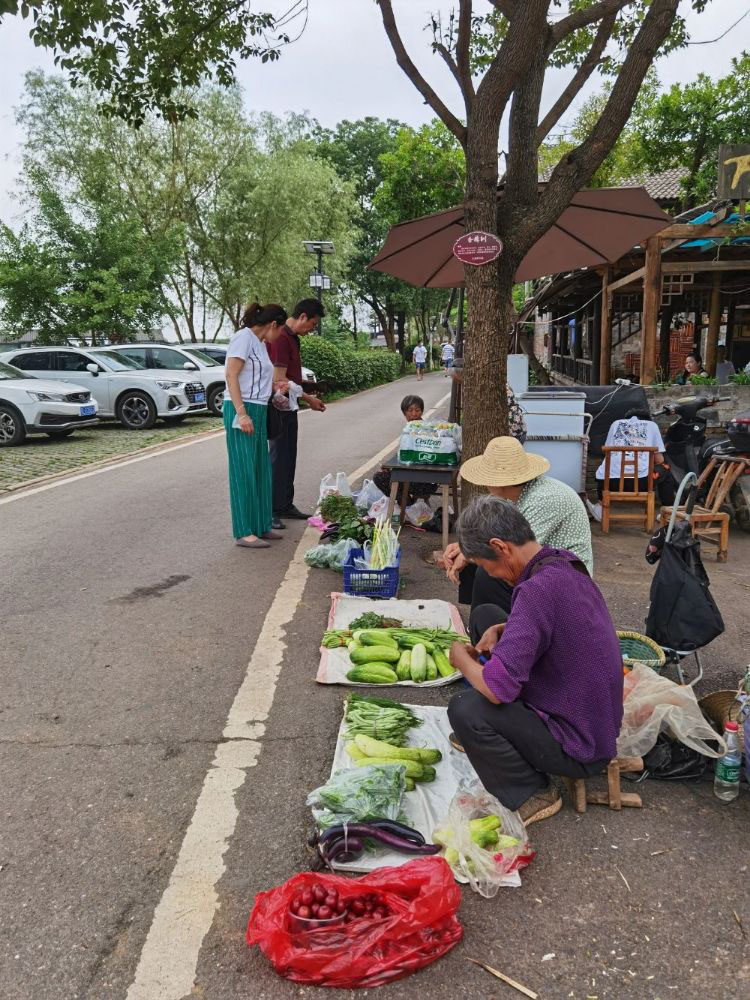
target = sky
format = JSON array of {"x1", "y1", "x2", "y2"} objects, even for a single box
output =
[{"x1": 0, "y1": 0, "x2": 748, "y2": 224}]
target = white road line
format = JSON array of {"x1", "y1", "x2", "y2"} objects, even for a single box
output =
[
  {"x1": 124, "y1": 387, "x2": 451, "y2": 1000},
  {"x1": 0, "y1": 431, "x2": 223, "y2": 506}
]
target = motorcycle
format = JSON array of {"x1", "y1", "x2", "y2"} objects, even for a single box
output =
[{"x1": 654, "y1": 395, "x2": 750, "y2": 532}]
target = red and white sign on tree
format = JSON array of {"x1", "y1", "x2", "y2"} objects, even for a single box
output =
[{"x1": 452, "y1": 231, "x2": 503, "y2": 266}]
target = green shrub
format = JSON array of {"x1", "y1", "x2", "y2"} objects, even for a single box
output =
[{"x1": 300, "y1": 337, "x2": 401, "y2": 392}]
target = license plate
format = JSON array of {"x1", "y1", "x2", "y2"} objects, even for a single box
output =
[
  {"x1": 194, "y1": 392, "x2": 206, "y2": 403},
  {"x1": 80, "y1": 405, "x2": 96, "y2": 416}
]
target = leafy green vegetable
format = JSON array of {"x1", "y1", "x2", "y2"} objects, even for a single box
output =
[
  {"x1": 319, "y1": 493, "x2": 358, "y2": 524},
  {"x1": 344, "y1": 693, "x2": 422, "y2": 746},
  {"x1": 348, "y1": 612, "x2": 403, "y2": 630},
  {"x1": 306, "y1": 764, "x2": 406, "y2": 829}
]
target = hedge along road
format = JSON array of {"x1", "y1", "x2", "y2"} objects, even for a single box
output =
[{"x1": 0, "y1": 373, "x2": 450, "y2": 1000}]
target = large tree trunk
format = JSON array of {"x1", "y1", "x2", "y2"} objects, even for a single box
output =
[
  {"x1": 396, "y1": 309, "x2": 406, "y2": 367},
  {"x1": 461, "y1": 125, "x2": 512, "y2": 477}
]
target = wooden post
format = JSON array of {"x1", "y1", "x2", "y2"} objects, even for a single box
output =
[
  {"x1": 592, "y1": 285, "x2": 602, "y2": 385},
  {"x1": 705, "y1": 272, "x2": 722, "y2": 375},
  {"x1": 639, "y1": 237, "x2": 661, "y2": 385},
  {"x1": 599, "y1": 268, "x2": 613, "y2": 385},
  {"x1": 659, "y1": 303, "x2": 674, "y2": 381}
]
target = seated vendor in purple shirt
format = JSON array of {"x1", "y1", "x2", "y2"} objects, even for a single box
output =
[{"x1": 448, "y1": 495, "x2": 623, "y2": 828}]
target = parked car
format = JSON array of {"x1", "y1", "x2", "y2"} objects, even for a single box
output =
[
  {"x1": 0, "y1": 347, "x2": 207, "y2": 430},
  {"x1": 196, "y1": 343, "x2": 317, "y2": 384},
  {"x1": 99, "y1": 343, "x2": 226, "y2": 417},
  {"x1": 0, "y1": 359, "x2": 99, "y2": 447}
]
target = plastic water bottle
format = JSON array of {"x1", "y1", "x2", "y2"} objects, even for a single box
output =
[{"x1": 713, "y1": 722, "x2": 741, "y2": 802}]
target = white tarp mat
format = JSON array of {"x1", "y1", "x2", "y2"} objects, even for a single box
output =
[
  {"x1": 316, "y1": 593, "x2": 466, "y2": 688},
  {"x1": 325, "y1": 703, "x2": 522, "y2": 888}
]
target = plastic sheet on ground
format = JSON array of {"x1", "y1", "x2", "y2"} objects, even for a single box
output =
[
  {"x1": 325, "y1": 703, "x2": 525, "y2": 889},
  {"x1": 316, "y1": 594, "x2": 466, "y2": 688}
]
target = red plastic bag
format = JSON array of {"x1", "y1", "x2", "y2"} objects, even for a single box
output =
[{"x1": 246, "y1": 857, "x2": 462, "y2": 988}]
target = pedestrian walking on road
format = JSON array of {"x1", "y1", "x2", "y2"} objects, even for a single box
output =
[
  {"x1": 413, "y1": 341, "x2": 427, "y2": 380},
  {"x1": 268, "y1": 298, "x2": 327, "y2": 524},
  {"x1": 440, "y1": 340, "x2": 454, "y2": 375},
  {"x1": 224, "y1": 302, "x2": 288, "y2": 549}
]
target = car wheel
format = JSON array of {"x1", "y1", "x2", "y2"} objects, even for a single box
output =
[
  {"x1": 45, "y1": 429, "x2": 75, "y2": 439},
  {"x1": 208, "y1": 384, "x2": 225, "y2": 417},
  {"x1": 116, "y1": 391, "x2": 157, "y2": 430},
  {"x1": 162, "y1": 415, "x2": 187, "y2": 425},
  {"x1": 0, "y1": 404, "x2": 26, "y2": 447}
]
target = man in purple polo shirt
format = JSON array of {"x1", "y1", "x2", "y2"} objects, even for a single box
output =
[{"x1": 448, "y1": 495, "x2": 623, "y2": 827}]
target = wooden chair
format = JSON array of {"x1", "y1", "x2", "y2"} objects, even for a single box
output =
[
  {"x1": 564, "y1": 757, "x2": 644, "y2": 813},
  {"x1": 659, "y1": 455, "x2": 748, "y2": 562},
  {"x1": 601, "y1": 445, "x2": 658, "y2": 534}
]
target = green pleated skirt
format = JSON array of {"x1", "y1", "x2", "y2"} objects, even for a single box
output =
[{"x1": 223, "y1": 400, "x2": 272, "y2": 539}]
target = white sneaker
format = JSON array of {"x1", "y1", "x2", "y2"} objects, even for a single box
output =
[{"x1": 585, "y1": 499, "x2": 602, "y2": 523}]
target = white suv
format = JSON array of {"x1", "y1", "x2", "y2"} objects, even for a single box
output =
[
  {"x1": 0, "y1": 347, "x2": 207, "y2": 430},
  {"x1": 0, "y1": 360, "x2": 99, "y2": 446},
  {"x1": 99, "y1": 343, "x2": 225, "y2": 417}
]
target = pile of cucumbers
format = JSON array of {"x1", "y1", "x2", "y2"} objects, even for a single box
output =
[{"x1": 346, "y1": 629, "x2": 459, "y2": 685}]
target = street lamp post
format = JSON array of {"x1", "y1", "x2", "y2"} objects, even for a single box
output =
[{"x1": 303, "y1": 240, "x2": 334, "y2": 333}]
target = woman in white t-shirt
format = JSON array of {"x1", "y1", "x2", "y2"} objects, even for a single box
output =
[
  {"x1": 224, "y1": 302, "x2": 288, "y2": 548},
  {"x1": 587, "y1": 409, "x2": 671, "y2": 521}
]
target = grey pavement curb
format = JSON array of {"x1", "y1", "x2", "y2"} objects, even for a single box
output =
[{"x1": 0, "y1": 427, "x2": 224, "y2": 497}]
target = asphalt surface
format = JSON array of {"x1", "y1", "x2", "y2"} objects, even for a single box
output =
[{"x1": 2, "y1": 370, "x2": 749, "y2": 1000}]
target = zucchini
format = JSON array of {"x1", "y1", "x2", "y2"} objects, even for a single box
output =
[
  {"x1": 353, "y1": 734, "x2": 442, "y2": 764},
  {"x1": 425, "y1": 654, "x2": 438, "y2": 681},
  {"x1": 358, "y1": 630, "x2": 398, "y2": 648},
  {"x1": 396, "y1": 650, "x2": 411, "y2": 681},
  {"x1": 346, "y1": 664, "x2": 399, "y2": 684},
  {"x1": 350, "y1": 645, "x2": 401, "y2": 665},
  {"x1": 347, "y1": 640, "x2": 361, "y2": 655},
  {"x1": 414, "y1": 764, "x2": 436, "y2": 782},
  {"x1": 409, "y1": 643, "x2": 427, "y2": 683},
  {"x1": 353, "y1": 757, "x2": 426, "y2": 779},
  {"x1": 433, "y1": 648, "x2": 456, "y2": 678},
  {"x1": 345, "y1": 740, "x2": 368, "y2": 762},
  {"x1": 404, "y1": 776, "x2": 416, "y2": 792}
]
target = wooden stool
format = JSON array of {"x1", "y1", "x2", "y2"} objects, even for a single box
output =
[
  {"x1": 564, "y1": 757, "x2": 644, "y2": 813},
  {"x1": 601, "y1": 446, "x2": 658, "y2": 534},
  {"x1": 659, "y1": 455, "x2": 748, "y2": 562}
]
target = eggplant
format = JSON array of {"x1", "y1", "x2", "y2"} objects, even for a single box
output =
[
  {"x1": 321, "y1": 835, "x2": 365, "y2": 864},
  {"x1": 366, "y1": 819, "x2": 426, "y2": 844},
  {"x1": 325, "y1": 823, "x2": 440, "y2": 856}
]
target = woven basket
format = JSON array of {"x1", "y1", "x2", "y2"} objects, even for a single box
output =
[
  {"x1": 617, "y1": 630, "x2": 666, "y2": 671},
  {"x1": 699, "y1": 689, "x2": 746, "y2": 754}
]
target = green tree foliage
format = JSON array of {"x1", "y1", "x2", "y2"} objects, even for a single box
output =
[
  {"x1": 0, "y1": 1, "x2": 301, "y2": 124},
  {"x1": 0, "y1": 179, "x2": 175, "y2": 343},
  {"x1": 374, "y1": 121, "x2": 466, "y2": 221},
  {"x1": 8, "y1": 73, "x2": 356, "y2": 342},
  {"x1": 636, "y1": 52, "x2": 750, "y2": 208}
]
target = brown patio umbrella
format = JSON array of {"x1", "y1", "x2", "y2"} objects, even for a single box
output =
[{"x1": 368, "y1": 186, "x2": 671, "y2": 288}]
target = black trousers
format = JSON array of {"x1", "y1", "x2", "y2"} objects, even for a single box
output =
[
  {"x1": 270, "y1": 410, "x2": 298, "y2": 514},
  {"x1": 458, "y1": 563, "x2": 513, "y2": 615},
  {"x1": 448, "y1": 602, "x2": 608, "y2": 810}
]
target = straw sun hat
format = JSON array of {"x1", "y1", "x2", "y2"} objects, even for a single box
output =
[{"x1": 460, "y1": 436, "x2": 550, "y2": 487}]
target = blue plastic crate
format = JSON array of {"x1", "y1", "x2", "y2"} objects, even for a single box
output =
[{"x1": 342, "y1": 546, "x2": 401, "y2": 599}]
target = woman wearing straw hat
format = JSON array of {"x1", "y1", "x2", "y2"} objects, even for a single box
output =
[{"x1": 442, "y1": 436, "x2": 593, "y2": 614}]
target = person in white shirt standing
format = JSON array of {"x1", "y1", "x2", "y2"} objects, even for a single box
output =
[
  {"x1": 224, "y1": 302, "x2": 288, "y2": 549},
  {"x1": 587, "y1": 408, "x2": 671, "y2": 521},
  {"x1": 440, "y1": 340, "x2": 455, "y2": 376},
  {"x1": 413, "y1": 341, "x2": 428, "y2": 380}
]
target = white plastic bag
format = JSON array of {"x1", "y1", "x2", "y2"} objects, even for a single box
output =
[
  {"x1": 405, "y1": 498, "x2": 433, "y2": 526},
  {"x1": 368, "y1": 496, "x2": 389, "y2": 520},
  {"x1": 432, "y1": 783, "x2": 535, "y2": 898},
  {"x1": 318, "y1": 472, "x2": 352, "y2": 503},
  {"x1": 617, "y1": 663, "x2": 727, "y2": 758},
  {"x1": 355, "y1": 478, "x2": 386, "y2": 511},
  {"x1": 398, "y1": 420, "x2": 462, "y2": 467}
]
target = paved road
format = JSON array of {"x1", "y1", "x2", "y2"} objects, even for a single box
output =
[{"x1": 0, "y1": 374, "x2": 450, "y2": 1000}]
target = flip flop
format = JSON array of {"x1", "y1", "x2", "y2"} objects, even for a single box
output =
[
  {"x1": 262, "y1": 530, "x2": 283, "y2": 540},
  {"x1": 236, "y1": 538, "x2": 271, "y2": 549}
]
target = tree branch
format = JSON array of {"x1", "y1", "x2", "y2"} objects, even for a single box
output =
[
  {"x1": 455, "y1": 0, "x2": 475, "y2": 107},
  {"x1": 551, "y1": 0, "x2": 631, "y2": 43},
  {"x1": 376, "y1": 0, "x2": 467, "y2": 145},
  {"x1": 537, "y1": 11, "x2": 617, "y2": 147},
  {"x1": 535, "y1": 0, "x2": 679, "y2": 236},
  {"x1": 488, "y1": 1, "x2": 516, "y2": 15}
]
